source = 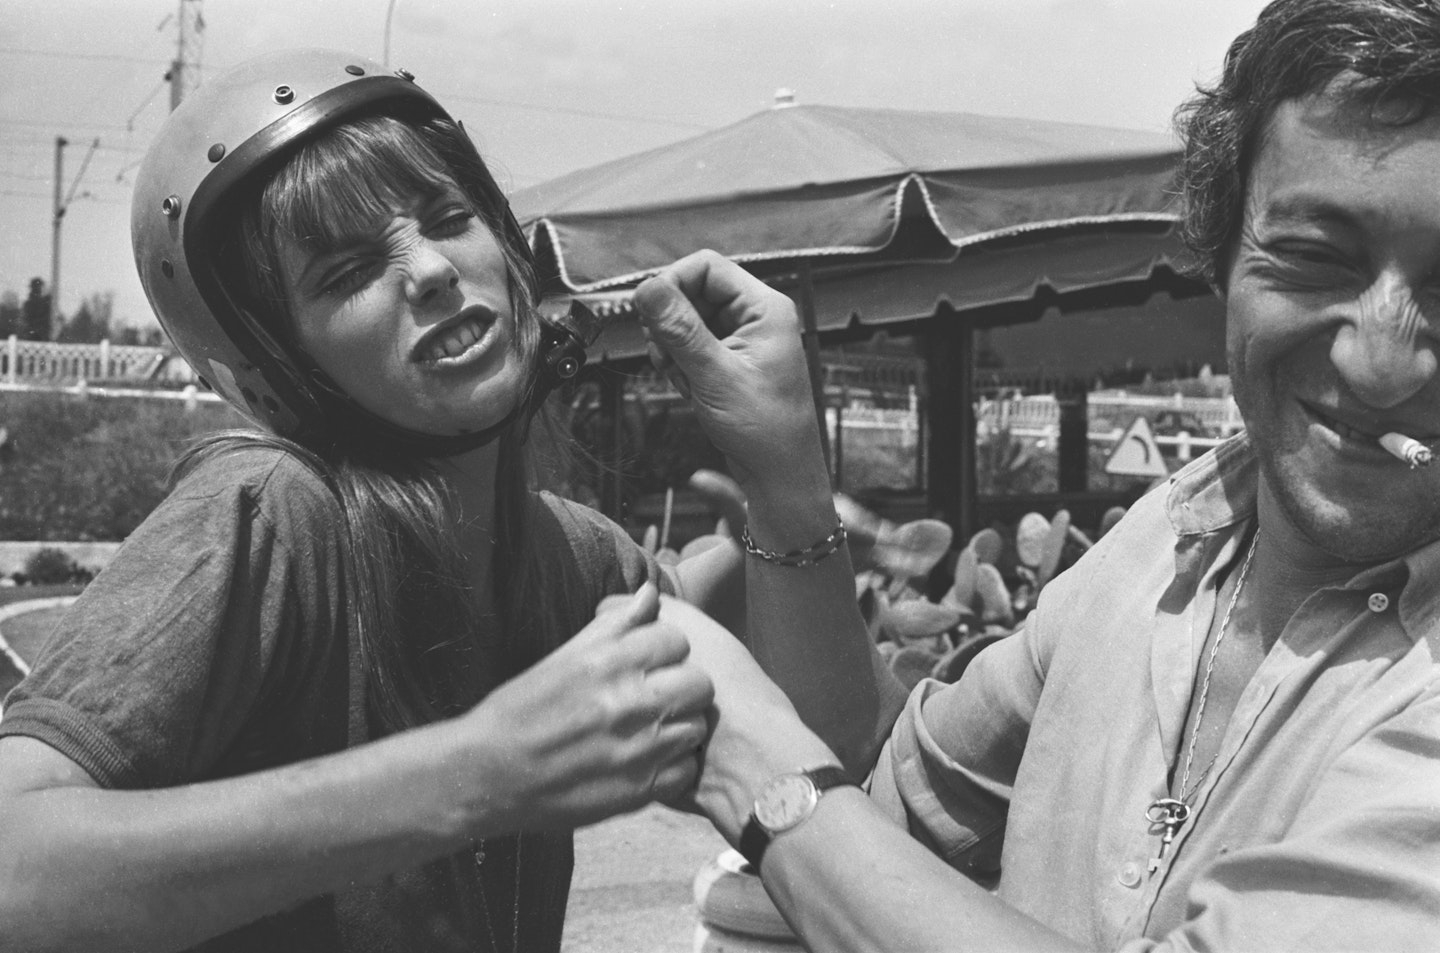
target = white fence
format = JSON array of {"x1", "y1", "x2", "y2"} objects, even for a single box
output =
[
  {"x1": 0, "y1": 335, "x2": 190, "y2": 386},
  {"x1": 979, "y1": 391, "x2": 1243, "y2": 435}
]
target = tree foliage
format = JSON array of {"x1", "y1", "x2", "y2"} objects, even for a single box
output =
[
  {"x1": 20, "y1": 277, "x2": 51, "y2": 341},
  {"x1": 0, "y1": 290, "x2": 19, "y2": 338},
  {"x1": 0, "y1": 391, "x2": 244, "y2": 541},
  {"x1": 55, "y1": 292, "x2": 113, "y2": 344}
]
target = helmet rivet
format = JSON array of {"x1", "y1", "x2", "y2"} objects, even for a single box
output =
[
  {"x1": 273, "y1": 84, "x2": 295, "y2": 104},
  {"x1": 207, "y1": 143, "x2": 226, "y2": 162},
  {"x1": 160, "y1": 260, "x2": 175, "y2": 279},
  {"x1": 396, "y1": 67, "x2": 415, "y2": 81},
  {"x1": 345, "y1": 64, "x2": 365, "y2": 76},
  {"x1": 161, "y1": 195, "x2": 182, "y2": 218}
]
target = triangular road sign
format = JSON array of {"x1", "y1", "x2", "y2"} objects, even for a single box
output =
[{"x1": 1105, "y1": 415, "x2": 1169, "y2": 478}]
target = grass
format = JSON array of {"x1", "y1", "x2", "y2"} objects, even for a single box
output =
[
  {"x1": 0, "y1": 594, "x2": 77, "y2": 701},
  {"x1": 0, "y1": 584, "x2": 83, "y2": 608}
]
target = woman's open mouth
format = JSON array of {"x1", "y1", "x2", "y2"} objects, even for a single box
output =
[{"x1": 415, "y1": 306, "x2": 498, "y2": 364}]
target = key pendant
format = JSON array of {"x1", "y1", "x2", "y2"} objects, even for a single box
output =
[{"x1": 1144, "y1": 798, "x2": 1191, "y2": 873}]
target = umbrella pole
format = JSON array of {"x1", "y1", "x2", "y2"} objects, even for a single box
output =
[{"x1": 796, "y1": 259, "x2": 833, "y2": 484}]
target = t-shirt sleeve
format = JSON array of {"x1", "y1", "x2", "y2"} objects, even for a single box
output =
[
  {"x1": 539, "y1": 491, "x2": 670, "y2": 600},
  {"x1": 0, "y1": 449, "x2": 348, "y2": 790}
]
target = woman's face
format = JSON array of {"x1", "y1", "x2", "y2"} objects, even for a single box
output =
[{"x1": 277, "y1": 183, "x2": 528, "y2": 438}]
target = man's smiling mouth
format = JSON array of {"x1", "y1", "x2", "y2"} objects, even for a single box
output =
[{"x1": 1303, "y1": 402, "x2": 1436, "y2": 449}]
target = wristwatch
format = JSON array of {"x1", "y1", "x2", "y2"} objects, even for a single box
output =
[{"x1": 738, "y1": 765, "x2": 856, "y2": 871}]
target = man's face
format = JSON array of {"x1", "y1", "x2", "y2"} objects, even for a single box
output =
[{"x1": 1225, "y1": 88, "x2": 1440, "y2": 561}]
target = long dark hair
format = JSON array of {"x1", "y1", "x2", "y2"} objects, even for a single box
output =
[{"x1": 188, "y1": 113, "x2": 573, "y2": 732}]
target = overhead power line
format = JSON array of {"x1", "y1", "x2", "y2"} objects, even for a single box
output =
[
  {"x1": 0, "y1": 45, "x2": 169, "y2": 68},
  {"x1": 434, "y1": 88, "x2": 711, "y2": 131}
]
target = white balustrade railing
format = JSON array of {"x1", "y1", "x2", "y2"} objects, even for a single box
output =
[
  {"x1": 1, "y1": 335, "x2": 179, "y2": 385},
  {"x1": 979, "y1": 391, "x2": 1243, "y2": 435}
]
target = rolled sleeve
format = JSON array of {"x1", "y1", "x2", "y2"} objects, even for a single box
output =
[{"x1": 869, "y1": 621, "x2": 1046, "y2": 877}]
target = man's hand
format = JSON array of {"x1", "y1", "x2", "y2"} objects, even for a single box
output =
[{"x1": 634, "y1": 251, "x2": 828, "y2": 494}]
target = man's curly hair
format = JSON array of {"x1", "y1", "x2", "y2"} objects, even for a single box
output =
[{"x1": 1174, "y1": 0, "x2": 1440, "y2": 288}]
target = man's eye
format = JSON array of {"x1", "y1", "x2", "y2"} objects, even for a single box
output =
[{"x1": 1266, "y1": 243, "x2": 1360, "y2": 287}]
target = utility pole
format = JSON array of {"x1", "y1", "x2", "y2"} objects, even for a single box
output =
[
  {"x1": 50, "y1": 136, "x2": 66, "y2": 330},
  {"x1": 49, "y1": 135, "x2": 100, "y2": 337},
  {"x1": 166, "y1": 0, "x2": 206, "y2": 110},
  {"x1": 384, "y1": 0, "x2": 400, "y2": 67}
]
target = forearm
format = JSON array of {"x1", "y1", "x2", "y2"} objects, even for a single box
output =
[
  {"x1": 0, "y1": 723, "x2": 478, "y2": 953},
  {"x1": 762, "y1": 788, "x2": 1083, "y2": 953},
  {"x1": 674, "y1": 535, "x2": 747, "y2": 640},
  {"x1": 740, "y1": 471, "x2": 907, "y2": 779}
]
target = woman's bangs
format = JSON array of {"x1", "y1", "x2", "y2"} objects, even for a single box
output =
[{"x1": 268, "y1": 117, "x2": 459, "y2": 253}]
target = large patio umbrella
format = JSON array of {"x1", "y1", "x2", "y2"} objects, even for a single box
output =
[
  {"x1": 513, "y1": 99, "x2": 1184, "y2": 293},
  {"x1": 510, "y1": 101, "x2": 1198, "y2": 532}
]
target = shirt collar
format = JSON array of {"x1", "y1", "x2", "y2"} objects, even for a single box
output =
[
  {"x1": 1164, "y1": 431, "x2": 1257, "y2": 538},
  {"x1": 1165, "y1": 431, "x2": 1440, "y2": 643}
]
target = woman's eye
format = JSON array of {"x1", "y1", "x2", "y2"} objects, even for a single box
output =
[
  {"x1": 431, "y1": 210, "x2": 474, "y2": 236},
  {"x1": 320, "y1": 260, "x2": 378, "y2": 297}
]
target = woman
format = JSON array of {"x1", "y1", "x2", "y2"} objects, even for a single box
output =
[{"x1": 0, "y1": 49, "x2": 742, "y2": 953}]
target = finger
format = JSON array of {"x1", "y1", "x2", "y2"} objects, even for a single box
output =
[
  {"x1": 610, "y1": 620, "x2": 693, "y2": 676},
  {"x1": 641, "y1": 661, "x2": 716, "y2": 721},
  {"x1": 595, "y1": 591, "x2": 641, "y2": 617},
  {"x1": 688, "y1": 469, "x2": 747, "y2": 540},
  {"x1": 649, "y1": 745, "x2": 702, "y2": 804},
  {"x1": 640, "y1": 250, "x2": 769, "y2": 328},
  {"x1": 646, "y1": 339, "x2": 692, "y2": 400},
  {"x1": 634, "y1": 267, "x2": 729, "y2": 378},
  {"x1": 584, "y1": 582, "x2": 660, "y2": 630}
]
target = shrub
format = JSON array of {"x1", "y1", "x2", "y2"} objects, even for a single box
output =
[{"x1": 23, "y1": 547, "x2": 79, "y2": 585}]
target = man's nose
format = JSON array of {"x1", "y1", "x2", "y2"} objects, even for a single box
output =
[
  {"x1": 405, "y1": 242, "x2": 460, "y2": 304},
  {"x1": 1331, "y1": 277, "x2": 1438, "y2": 408}
]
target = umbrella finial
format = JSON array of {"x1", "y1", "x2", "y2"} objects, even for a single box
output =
[{"x1": 773, "y1": 87, "x2": 796, "y2": 108}]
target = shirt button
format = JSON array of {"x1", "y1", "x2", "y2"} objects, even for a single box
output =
[
  {"x1": 1117, "y1": 862, "x2": 1142, "y2": 888},
  {"x1": 1368, "y1": 592, "x2": 1389, "y2": 613}
]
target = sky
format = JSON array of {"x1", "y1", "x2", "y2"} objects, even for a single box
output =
[{"x1": 1, "y1": 0, "x2": 1270, "y2": 330}]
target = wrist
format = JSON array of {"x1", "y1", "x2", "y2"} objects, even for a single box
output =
[
  {"x1": 738, "y1": 485, "x2": 839, "y2": 555},
  {"x1": 433, "y1": 712, "x2": 521, "y2": 842},
  {"x1": 738, "y1": 764, "x2": 858, "y2": 872},
  {"x1": 707, "y1": 727, "x2": 840, "y2": 843}
]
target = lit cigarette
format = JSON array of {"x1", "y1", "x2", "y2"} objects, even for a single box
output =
[{"x1": 1379, "y1": 432, "x2": 1433, "y2": 468}]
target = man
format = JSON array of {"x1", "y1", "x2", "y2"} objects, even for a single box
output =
[{"x1": 636, "y1": 0, "x2": 1440, "y2": 949}]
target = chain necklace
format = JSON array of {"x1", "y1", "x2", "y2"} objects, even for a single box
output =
[
  {"x1": 473, "y1": 834, "x2": 523, "y2": 953},
  {"x1": 1146, "y1": 530, "x2": 1258, "y2": 874}
]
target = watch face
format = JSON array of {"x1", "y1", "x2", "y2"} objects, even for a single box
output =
[{"x1": 754, "y1": 774, "x2": 819, "y2": 833}]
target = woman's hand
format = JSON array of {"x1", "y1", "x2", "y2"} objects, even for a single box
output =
[
  {"x1": 457, "y1": 583, "x2": 714, "y2": 834},
  {"x1": 634, "y1": 250, "x2": 828, "y2": 494}
]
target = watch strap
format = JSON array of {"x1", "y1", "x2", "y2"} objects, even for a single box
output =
[{"x1": 738, "y1": 765, "x2": 855, "y2": 872}]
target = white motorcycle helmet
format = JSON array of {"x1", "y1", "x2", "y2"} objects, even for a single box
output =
[{"x1": 131, "y1": 48, "x2": 598, "y2": 455}]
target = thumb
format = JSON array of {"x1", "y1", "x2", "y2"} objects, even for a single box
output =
[
  {"x1": 689, "y1": 469, "x2": 747, "y2": 543},
  {"x1": 577, "y1": 582, "x2": 661, "y2": 643},
  {"x1": 634, "y1": 272, "x2": 727, "y2": 379}
]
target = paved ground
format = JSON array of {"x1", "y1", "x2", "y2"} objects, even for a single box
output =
[
  {"x1": 565, "y1": 804, "x2": 733, "y2": 952},
  {"x1": 0, "y1": 599, "x2": 740, "y2": 953}
]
